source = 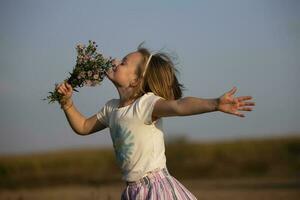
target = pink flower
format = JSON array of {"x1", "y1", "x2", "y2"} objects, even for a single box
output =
[
  {"x1": 84, "y1": 80, "x2": 93, "y2": 86},
  {"x1": 79, "y1": 71, "x2": 86, "y2": 78}
]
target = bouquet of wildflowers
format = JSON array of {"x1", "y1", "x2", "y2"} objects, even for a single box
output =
[{"x1": 42, "y1": 40, "x2": 114, "y2": 104}]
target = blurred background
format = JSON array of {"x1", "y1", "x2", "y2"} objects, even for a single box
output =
[{"x1": 0, "y1": 0, "x2": 299, "y2": 199}]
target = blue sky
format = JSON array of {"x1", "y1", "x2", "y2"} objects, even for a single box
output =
[{"x1": 0, "y1": 0, "x2": 299, "y2": 155}]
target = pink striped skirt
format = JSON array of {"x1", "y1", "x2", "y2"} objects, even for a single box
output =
[{"x1": 121, "y1": 168, "x2": 198, "y2": 200}]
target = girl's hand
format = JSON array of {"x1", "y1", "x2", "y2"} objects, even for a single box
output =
[
  {"x1": 56, "y1": 81, "x2": 73, "y2": 106},
  {"x1": 217, "y1": 86, "x2": 255, "y2": 117}
]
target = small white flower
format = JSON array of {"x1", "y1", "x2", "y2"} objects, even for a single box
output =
[{"x1": 93, "y1": 74, "x2": 99, "y2": 79}]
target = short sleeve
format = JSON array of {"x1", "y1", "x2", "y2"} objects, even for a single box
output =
[
  {"x1": 96, "y1": 99, "x2": 115, "y2": 127},
  {"x1": 138, "y1": 92, "x2": 165, "y2": 125}
]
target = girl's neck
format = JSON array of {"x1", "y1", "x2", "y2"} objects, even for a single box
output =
[{"x1": 116, "y1": 86, "x2": 136, "y2": 107}]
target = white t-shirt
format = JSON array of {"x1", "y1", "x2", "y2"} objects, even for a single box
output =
[{"x1": 96, "y1": 92, "x2": 167, "y2": 182}]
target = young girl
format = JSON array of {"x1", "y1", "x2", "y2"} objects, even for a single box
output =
[{"x1": 57, "y1": 43, "x2": 255, "y2": 199}]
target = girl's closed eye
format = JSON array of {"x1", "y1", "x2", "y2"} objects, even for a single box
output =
[
  {"x1": 121, "y1": 58, "x2": 127, "y2": 65},
  {"x1": 121, "y1": 57, "x2": 128, "y2": 66}
]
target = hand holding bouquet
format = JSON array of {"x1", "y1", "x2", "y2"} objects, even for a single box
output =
[{"x1": 42, "y1": 40, "x2": 114, "y2": 104}]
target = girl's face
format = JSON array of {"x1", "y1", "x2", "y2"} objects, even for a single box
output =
[{"x1": 106, "y1": 51, "x2": 142, "y2": 88}]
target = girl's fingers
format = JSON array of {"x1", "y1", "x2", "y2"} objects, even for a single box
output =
[
  {"x1": 57, "y1": 82, "x2": 65, "y2": 90},
  {"x1": 237, "y1": 96, "x2": 252, "y2": 101},
  {"x1": 57, "y1": 82, "x2": 72, "y2": 95},
  {"x1": 233, "y1": 111, "x2": 245, "y2": 117},
  {"x1": 63, "y1": 83, "x2": 71, "y2": 92},
  {"x1": 61, "y1": 87, "x2": 68, "y2": 94},
  {"x1": 57, "y1": 88, "x2": 64, "y2": 95},
  {"x1": 238, "y1": 107, "x2": 253, "y2": 111},
  {"x1": 240, "y1": 102, "x2": 255, "y2": 106},
  {"x1": 66, "y1": 83, "x2": 72, "y2": 90},
  {"x1": 59, "y1": 85, "x2": 67, "y2": 94},
  {"x1": 228, "y1": 86, "x2": 237, "y2": 95},
  {"x1": 56, "y1": 82, "x2": 72, "y2": 94},
  {"x1": 65, "y1": 83, "x2": 73, "y2": 92},
  {"x1": 62, "y1": 83, "x2": 68, "y2": 91}
]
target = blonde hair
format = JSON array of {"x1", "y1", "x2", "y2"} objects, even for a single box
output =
[{"x1": 129, "y1": 42, "x2": 185, "y2": 101}]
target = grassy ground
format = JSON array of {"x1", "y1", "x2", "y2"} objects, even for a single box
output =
[
  {"x1": 0, "y1": 178, "x2": 299, "y2": 200},
  {"x1": 0, "y1": 135, "x2": 299, "y2": 199}
]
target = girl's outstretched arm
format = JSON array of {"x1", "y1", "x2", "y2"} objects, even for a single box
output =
[{"x1": 153, "y1": 86, "x2": 255, "y2": 118}]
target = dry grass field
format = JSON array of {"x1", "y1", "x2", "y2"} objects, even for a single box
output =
[
  {"x1": 0, "y1": 178, "x2": 299, "y2": 200},
  {"x1": 0, "y1": 135, "x2": 299, "y2": 199}
]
